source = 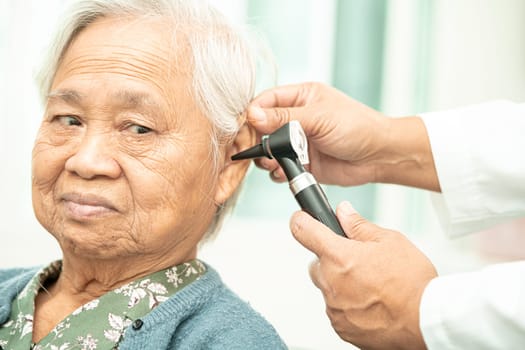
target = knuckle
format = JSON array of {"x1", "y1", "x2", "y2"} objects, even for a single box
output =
[
  {"x1": 347, "y1": 215, "x2": 370, "y2": 237},
  {"x1": 254, "y1": 159, "x2": 267, "y2": 170},
  {"x1": 326, "y1": 307, "x2": 355, "y2": 343},
  {"x1": 274, "y1": 108, "x2": 291, "y2": 125}
]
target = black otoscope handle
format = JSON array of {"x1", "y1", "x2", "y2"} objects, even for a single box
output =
[{"x1": 290, "y1": 173, "x2": 346, "y2": 237}]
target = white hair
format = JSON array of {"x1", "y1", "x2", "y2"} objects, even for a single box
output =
[{"x1": 36, "y1": 0, "x2": 272, "y2": 239}]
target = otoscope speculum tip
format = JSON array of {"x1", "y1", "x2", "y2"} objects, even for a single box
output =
[{"x1": 230, "y1": 143, "x2": 266, "y2": 161}]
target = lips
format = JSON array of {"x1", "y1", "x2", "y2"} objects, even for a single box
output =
[{"x1": 61, "y1": 192, "x2": 118, "y2": 219}]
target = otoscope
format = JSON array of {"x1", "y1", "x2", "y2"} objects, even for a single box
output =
[{"x1": 231, "y1": 121, "x2": 346, "y2": 237}]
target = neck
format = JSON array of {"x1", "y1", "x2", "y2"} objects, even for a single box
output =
[{"x1": 53, "y1": 247, "x2": 197, "y2": 302}]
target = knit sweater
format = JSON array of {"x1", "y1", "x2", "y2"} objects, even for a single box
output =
[{"x1": 0, "y1": 264, "x2": 287, "y2": 350}]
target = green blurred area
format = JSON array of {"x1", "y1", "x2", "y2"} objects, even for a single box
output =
[{"x1": 234, "y1": 0, "x2": 392, "y2": 221}]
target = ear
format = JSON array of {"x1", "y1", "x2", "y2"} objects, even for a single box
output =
[{"x1": 214, "y1": 123, "x2": 256, "y2": 205}]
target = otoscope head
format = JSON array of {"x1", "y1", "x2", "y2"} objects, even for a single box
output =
[
  {"x1": 231, "y1": 121, "x2": 309, "y2": 181},
  {"x1": 231, "y1": 121, "x2": 309, "y2": 164}
]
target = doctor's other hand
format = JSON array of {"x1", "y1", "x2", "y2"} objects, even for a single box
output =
[
  {"x1": 291, "y1": 201, "x2": 437, "y2": 350},
  {"x1": 246, "y1": 82, "x2": 439, "y2": 192}
]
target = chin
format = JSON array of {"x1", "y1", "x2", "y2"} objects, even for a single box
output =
[{"x1": 57, "y1": 231, "x2": 138, "y2": 260}]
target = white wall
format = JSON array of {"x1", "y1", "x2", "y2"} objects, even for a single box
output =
[
  {"x1": 428, "y1": 0, "x2": 525, "y2": 109},
  {"x1": 0, "y1": 1, "x2": 63, "y2": 265}
]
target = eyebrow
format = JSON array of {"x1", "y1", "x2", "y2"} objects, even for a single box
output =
[
  {"x1": 47, "y1": 89, "x2": 162, "y2": 111},
  {"x1": 47, "y1": 89, "x2": 83, "y2": 106},
  {"x1": 113, "y1": 90, "x2": 161, "y2": 110}
]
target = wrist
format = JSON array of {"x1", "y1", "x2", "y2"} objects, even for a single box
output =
[{"x1": 374, "y1": 116, "x2": 440, "y2": 191}]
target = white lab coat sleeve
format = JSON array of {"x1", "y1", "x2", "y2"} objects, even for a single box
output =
[
  {"x1": 420, "y1": 100, "x2": 525, "y2": 237},
  {"x1": 418, "y1": 101, "x2": 525, "y2": 349},
  {"x1": 420, "y1": 261, "x2": 525, "y2": 349}
]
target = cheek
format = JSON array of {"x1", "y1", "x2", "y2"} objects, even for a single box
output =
[
  {"x1": 31, "y1": 130, "x2": 74, "y2": 228},
  {"x1": 139, "y1": 158, "x2": 215, "y2": 208},
  {"x1": 31, "y1": 132, "x2": 71, "y2": 192},
  {"x1": 128, "y1": 145, "x2": 219, "y2": 234}
]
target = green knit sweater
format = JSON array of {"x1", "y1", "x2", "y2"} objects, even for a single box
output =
[{"x1": 0, "y1": 264, "x2": 287, "y2": 350}]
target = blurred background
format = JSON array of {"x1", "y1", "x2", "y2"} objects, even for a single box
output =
[{"x1": 1, "y1": 0, "x2": 524, "y2": 349}]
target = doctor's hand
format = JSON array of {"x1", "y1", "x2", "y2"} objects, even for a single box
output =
[
  {"x1": 247, "y1": 82, "x2": 386, "y2": 186},
  {"x1": 247, "y1": 82, "x2": 440, "y2": 191},
  {"x1": 291, "y1": 201, "x2": 437, "y2": 350}
]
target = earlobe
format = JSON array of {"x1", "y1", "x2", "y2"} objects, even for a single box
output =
[{"x1": 214, "y1": 123, "x2": 256, "y2": 205}]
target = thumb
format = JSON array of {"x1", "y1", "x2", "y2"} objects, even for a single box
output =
[
  {"x1": 246, "y1": 105, "x2": 294, "y2": 134},
  {"x1": 290, "y1": 210, "x2": 349, "y2": 258},
  {"x1": 336, "y1": 201, "x2": 380, "y2": 242}
]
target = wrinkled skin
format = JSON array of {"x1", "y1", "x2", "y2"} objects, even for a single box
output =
[{"x1": 31, "y1": 16, "x2": 253, "y2": 342}]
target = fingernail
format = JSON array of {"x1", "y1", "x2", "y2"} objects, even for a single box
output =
[
  {"x1": 339, "y1": 201, "x2": 357, "y2": 216},
  {"x1": 248, "y1": 106, "x2": 266, "y2": 123},
  {"x1": 271, "y1": 169, "x2": 281, "y2": 180}
]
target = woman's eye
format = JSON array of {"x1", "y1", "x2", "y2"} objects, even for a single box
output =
[
  {"x1": 129, "y1": 124, "x2": 152, "y2": 134},
  {"x1": 55, "y1": 115, "x2": 82, "y2": 126}
]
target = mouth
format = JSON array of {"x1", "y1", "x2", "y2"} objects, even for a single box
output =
[{"x1": 61, "y1": 193, "x2": 118, "y2": 220}]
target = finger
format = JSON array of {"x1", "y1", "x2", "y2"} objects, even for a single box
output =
[
  {"x1": 247, "y1": 84, "x2": 313, "y2": 134},
  {"x1": 254, "y1": 157, "x2": 279, "y2": 171},
  {"x1": 246, "y1": 105, "x2": 297, "y2": 135},
  {"x1": 336, "y1": 201, "x2": 380, "y2": 242},
  {"x1": 253, "y1": 159, "x2": 287, "y2": 183},
  {"x1": 251, "y1": 83, "x2": 309, "y2": 109},
  {"x1": 290, "y1": 210, "x2": 350, "y2": 258},
  {"x1": 269, "y1": 168, "x2": 287, "y2": 182}
]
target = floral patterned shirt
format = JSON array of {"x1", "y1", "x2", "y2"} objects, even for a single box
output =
[{"x1": 0, "y1": 259, "x2": 207, "y2": 350}]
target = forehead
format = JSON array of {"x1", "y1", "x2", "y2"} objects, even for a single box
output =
[
  {"x1": 51, "y1": 16, "x2": 196, "y2": 112},
  {"x1": 64, "y1": 16, "x2": 190, "y2": 73}
]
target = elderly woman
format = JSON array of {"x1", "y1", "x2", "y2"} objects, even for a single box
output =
[{"x1": 0, "y1": 0, "x2": 287, "y2": 349}]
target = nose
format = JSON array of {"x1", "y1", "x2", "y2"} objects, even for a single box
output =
[{"x1": 65, "y1": 132, "x2": 122, "y2": 179}]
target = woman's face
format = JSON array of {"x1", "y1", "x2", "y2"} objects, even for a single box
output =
[{"x1": 32, "y1": 17, "x2": 241, "y2": 261}]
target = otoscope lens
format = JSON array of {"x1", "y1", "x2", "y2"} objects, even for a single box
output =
[{"x1": 289, "y1": 120, "x2": 309, "y2": 164}]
